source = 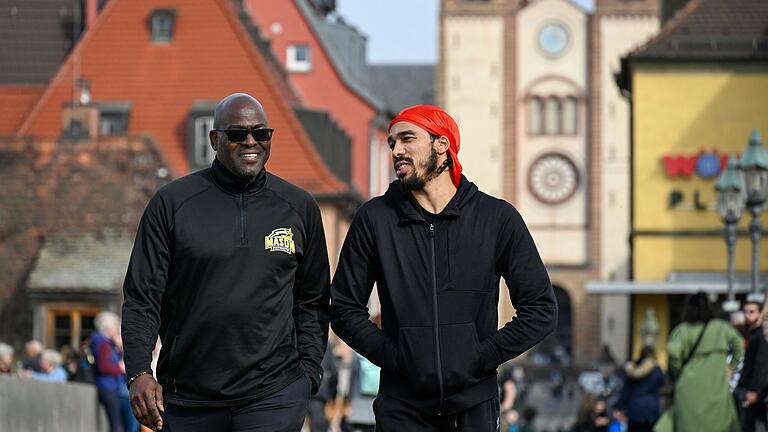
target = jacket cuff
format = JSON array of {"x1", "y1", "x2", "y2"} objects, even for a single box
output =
[
  {"x1": 478, "y1": 339, "x2": 501, "y2": 375},
  {"x1": 302, "y1": 363, "x2": 322, "y2": 395}
]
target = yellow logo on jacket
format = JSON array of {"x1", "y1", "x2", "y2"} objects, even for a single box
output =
[{"x1": 264, "y1": 228, "x2": 295, "y2": 255}]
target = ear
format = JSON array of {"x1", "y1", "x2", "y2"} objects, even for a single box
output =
[
  {"x1": 209, "y1": 130, "x2": 219, "y2": 152},
  {"x1": 435, "y1": 135, "x2": 451, "y2": 155}
]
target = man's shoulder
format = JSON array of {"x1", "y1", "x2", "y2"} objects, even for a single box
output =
[
  {"x1": 357, "y1": 195, "x2": 396, "y2": 220},
  {"x1": 265, "y1": 172, "x2": 317, "y2": 209},
  {"x1": 155, "y1": 168, "x2": 213, "y2": 202},
  {"x1": 467, "y1": 188, "x2": 520, "y2": 220}
]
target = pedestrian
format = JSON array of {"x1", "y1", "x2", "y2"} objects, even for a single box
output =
[
  {"x1": 520, "y1": 406, "x2": 538, "y2": 432},
  {"x1": 0, "y1": 342, "x2": 14, "y2": 374},
  {"x1": 122, "y1": 93, "x2": 330, "y2": 432},
  {"x1": 614, "y1": 346, "x2": 664, "y2": 432},
  {"x1": 655, "y1": 292, "x2": 743, "y2": 432},
  {"x1": 24, "y1": 348, "x2": 67, "y2": 382},
  {"x1": 737, "y1": 304, "x2": 768, "y2": 432},
  {"x1": 330, "y1": 104, "x2": 557, "y2": 431},
  {"x1": 21, "y1": 339, "x2": 43, "y2": 372},
  {"x1": 91, "y1": 311, "x2": 137, "y2": 432},
  {"x1": 571, "y1": 394, "x2": 610, "y2": 432},
  {"x1": 739, "y1": 296, "x2": 764, "y2": 341},
  {"x1": 306, "y1": 342, "x2": 337, "y2": 432}
]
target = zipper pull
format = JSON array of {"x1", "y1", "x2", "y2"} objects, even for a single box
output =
[{"x1": 429, "y1": 223, "x2": 435, "y2": 238}]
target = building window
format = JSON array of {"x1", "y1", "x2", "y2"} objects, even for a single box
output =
[
  {"x1": 149, "y1": 9, "x2": 176, "y2": 44},
  {"x1": 544, "y1": 97, "x2": 561, "y2": 135},
  {"x1": 562, "y1": 97, "x2": 577, "y2": 135},
  {"x1": 286, "y1": 44, "x2": 312, "y2": 72},
  {"x1": 529, "y1": 97, "x2": 543, "y2": 135},
  {"x1": 98, "y1": 102, "x2": 132, "y2": 137},
  {"x1": 193, "y1": 116, "x2": 215, "y2": 167},
  {"x1": 47, "y1": 307, "x2": 100, "y2": 349}
]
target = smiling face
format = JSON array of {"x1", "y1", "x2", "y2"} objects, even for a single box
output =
[
  {"x1": 388, "y1": 121, "x2": 444, "y2": 191},
  {"x1": 210, "y1": 95, "x2": 271, "y2": 180}
]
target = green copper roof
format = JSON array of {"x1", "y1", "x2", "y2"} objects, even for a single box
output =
[
  {"x1": 716, "y1": 154, "x2": 745, "y2": 191},
  {"x1": 739, "y1": 129, "x2": 768, "y2": 169}
]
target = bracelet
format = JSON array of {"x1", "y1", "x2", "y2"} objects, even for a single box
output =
[{"x1": 127, "y1": 371, "x2": 152, "y2": 389}]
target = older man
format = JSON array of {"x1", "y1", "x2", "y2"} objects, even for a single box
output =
[
  {"x1": 331, "y1": 105, "x2": 557, "y2": 430},
  {"x1": 122, "y1": 93, "x2": 330, "y2": 431}
]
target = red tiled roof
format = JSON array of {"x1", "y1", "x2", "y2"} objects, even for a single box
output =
[
  {"x1": 18, "y1": 0, "x2": 347, "y2": 195},
  {"x1": 629, "y1": 0, "x2": 768, "y2": 60},
  {"x1": 0, "y1": 86, "x2": 45, "y2": 133}
]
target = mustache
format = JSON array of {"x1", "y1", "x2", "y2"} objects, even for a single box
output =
[{"x1": 393, "y1": 156, "x2": 413, "y2": 164}]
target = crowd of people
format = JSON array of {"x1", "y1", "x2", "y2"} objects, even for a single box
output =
[
  {"x1": 0, "y1": 312, "x2": 141, "y2": 432},
  {"x1": 481, "y1": 292, "x2": 768, "y2": 432},
  {"x1": 537, "y1": 293, "x2": 767, "y2": 432}
]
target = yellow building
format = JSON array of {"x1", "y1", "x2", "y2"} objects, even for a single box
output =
[{"x1": 591, "y1": 0, "x2": 768, "y2": 367}]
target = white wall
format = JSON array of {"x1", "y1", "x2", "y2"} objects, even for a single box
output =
[{"x1": 443, "y1": 16, "x2": 505, "y2": 198}]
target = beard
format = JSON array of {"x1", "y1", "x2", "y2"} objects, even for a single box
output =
[{"x1": 398, "y1": 146, "x2": 439, "y2": 191}]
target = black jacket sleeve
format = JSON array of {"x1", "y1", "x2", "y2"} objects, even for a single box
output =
[
  {"x1": 121, "y1": 192, "x2": 173, "y2": 380},
  {"x1": 738, "y1": 332, "x2": 764, "y2": 392},
  {"x1": 479, "y1": 205, "x2": 557, "y2": 373},
  {"x1": 293, "y1": 199, "x2": 331, "y2": 394},
  {"x1": 330, "y1": 209, "x2": 398, "y2": 374}
]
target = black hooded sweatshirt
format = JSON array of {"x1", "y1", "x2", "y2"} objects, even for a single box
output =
[
  {"x1": 331, "y1": 176, "x2": 557, "y2": 415},
  {"x1": 122, "y1": 159, "x2": 330, "y2": 407}
]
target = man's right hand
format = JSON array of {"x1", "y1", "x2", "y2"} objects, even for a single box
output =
[{"x1": 129, "y1": 374, "x2": 165, "y2": 431}]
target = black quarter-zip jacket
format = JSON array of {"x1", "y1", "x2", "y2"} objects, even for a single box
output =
[
  {"x1": 330, "y1": 176, "x2": 557, "y2": 415},
  {"x1": 122, "y1": 158, "x2": 330, "y2": 407}
]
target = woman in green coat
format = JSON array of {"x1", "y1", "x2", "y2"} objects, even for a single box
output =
[{"x1": 658, "y1": 292, "x2": 744, "y2": 432}]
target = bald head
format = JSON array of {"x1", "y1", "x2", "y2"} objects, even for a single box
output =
[
  {"x1": 209, "y1": 93, "x2": 272, "y2": 180},
  {"x1": 213, "y1": 93, "x2": 267, "y2": 130}
]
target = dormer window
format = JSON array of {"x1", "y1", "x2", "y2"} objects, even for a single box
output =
[
  {"x1": 149, "y1": 9, "x2": 176, "y2": 44},
  {"x1": 99, "y1": 102, "x2": 132, "y2": 136},
  {"x1": 187, "y1": 101, "x2": 217, "y2": 171},
  {"x1": 286, "y1": 44, "x2": 312, "y2": 72}
]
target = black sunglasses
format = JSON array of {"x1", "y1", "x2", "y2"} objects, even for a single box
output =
[{"x1": 215, "y1": 128, "x2": 274, "y2": 143}]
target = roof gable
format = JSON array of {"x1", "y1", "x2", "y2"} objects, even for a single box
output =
[
  {"x1": 17, "y1": 0, "x2": 346, "y2": 195},
  {"x1": 293, "y1": 0, "x2": 384, "y2": 111},
  {"x1": 629, "y1": 0, "x2": 768, "y2": 61}
]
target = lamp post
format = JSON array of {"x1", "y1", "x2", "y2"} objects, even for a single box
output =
[
  {"x1": 739, "y1": 129, "x2": 768, "y2": 294},
  {"x1": 715, "y1": 155, "x2": 745, "y2": 311}
]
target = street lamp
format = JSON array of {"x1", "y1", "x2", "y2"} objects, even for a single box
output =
[
  {"x1": 739, "y1": 129, "x2": 768, "y2": 294},
  {"x1": 715, "y1": 155, "x2": 745, "y2": 311}
]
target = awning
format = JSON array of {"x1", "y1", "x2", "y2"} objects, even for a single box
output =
[
  {"x1": 587, "y1": 271, "x2": 765, "y2": 294},
  {"x1": 586, "y1": 281, "x2": 755, "y2": 295}
]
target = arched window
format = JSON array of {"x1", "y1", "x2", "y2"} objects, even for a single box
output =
[
  {"x1": 563, "y1": 97, "x2": 578, "y2": 135},
  {"x1": 545, "y1": 97, "x2": 561, "y2": 135},
  {"x1": 529, "y1": 97, "x2": 543, "y2": 135}
]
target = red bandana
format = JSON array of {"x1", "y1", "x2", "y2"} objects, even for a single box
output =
[{"x1": 388, "y1": 105, "x2": 463, "y2": 188}]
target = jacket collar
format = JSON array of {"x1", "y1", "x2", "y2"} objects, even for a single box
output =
[
  {"x1": 210, "y1": 158, "x2": 267, "y2": 196},
  {"x1": 385, "y1": 175, "x2": 478, "y2": 223}
]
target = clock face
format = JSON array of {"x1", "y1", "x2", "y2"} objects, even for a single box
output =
[
  {"x1": 528, "y1": 153, "x2": 579, "y2": 205},
  {"x1": 538, "y1": 23, "x2": 569, "y2": 57}
]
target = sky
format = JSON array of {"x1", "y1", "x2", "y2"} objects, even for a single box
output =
[
  {"x1": 336, "y1": 0, "x2": 594, "y2": 64},
  {"x1": 336, "y1": 0, "x2": 440, "y2": 65}
]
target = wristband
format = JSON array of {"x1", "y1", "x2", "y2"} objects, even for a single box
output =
[{"x1": 127, "y1": 370, "x2": 152, "y2": 389}]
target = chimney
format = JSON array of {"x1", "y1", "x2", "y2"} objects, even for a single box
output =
[
  {"x1": 62, "y1": 78, "x2": 100, "y2": 140},
  {"x1": 86, "y1": 0, "x2": 98, "y2": 28}
]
